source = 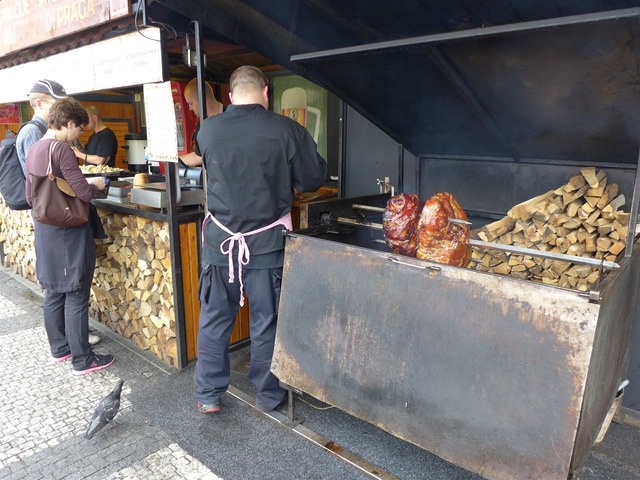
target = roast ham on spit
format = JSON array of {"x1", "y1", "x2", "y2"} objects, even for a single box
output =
[
  {"x1": 382, "y1": 193, "x2": 421, "y2": 256},
  {"x1": 416, "y1": 192, "x2": 471, "y2": 267},
  {"x1": 382, "y1": 192, "x2": 471, "y2": 267}
]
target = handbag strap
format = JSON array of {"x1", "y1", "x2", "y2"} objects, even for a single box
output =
[{"x1": 46, "y1": 141, "x2": 58, "y2": 176}]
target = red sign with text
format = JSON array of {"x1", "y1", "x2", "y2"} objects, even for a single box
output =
[{"x1": 0, "y1": 0, "x2": 131, "y2": 56}]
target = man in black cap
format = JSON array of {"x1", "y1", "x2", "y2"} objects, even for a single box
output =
[
  {"x1": 17, "y1": 79, "x2": 101, "y2": 346},
  {"x1": 16, "y1": 80, "x2": 68, "y2": 176}
]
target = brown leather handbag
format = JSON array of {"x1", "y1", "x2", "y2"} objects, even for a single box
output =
[{"x1": 29, "y1": 141, "x2": 89, "y2": 227}]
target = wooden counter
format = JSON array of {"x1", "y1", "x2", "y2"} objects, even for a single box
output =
[
  {"x1": 0, "y1": 185, "x2": 335, "y2": 368},
  {"x1": 0, "y1": 197, "x2": 207, "y2": 368},
  {"x1": 92, "y1": 199, "x2": 206, "y2": 368}
]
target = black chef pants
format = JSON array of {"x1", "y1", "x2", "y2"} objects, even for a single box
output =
[{"x1": 194, "y1": 263, "x2": 286, "y2": 411}]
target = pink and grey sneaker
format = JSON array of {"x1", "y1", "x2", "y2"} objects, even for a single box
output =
[
  {"x1": 51, "y1": 353, "x2": 71, "y2": 364},
  {"x1": 73, "y1": 354, "x2": 115, "y2": 376},
  {"x1": 198, "y1": 401, "x2": 221, "y2": 414}
]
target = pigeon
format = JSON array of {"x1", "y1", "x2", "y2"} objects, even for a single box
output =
[{"x1": 85, "y1": 379, "x2": 124, "y2": 439}]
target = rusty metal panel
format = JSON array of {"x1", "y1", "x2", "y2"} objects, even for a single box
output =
[
  {"x1": 273, "y1": 234, "x2": 601, "y2": 480},
  {"x1": 570, "y1": 241, "x2": 640, "y2": 470}
]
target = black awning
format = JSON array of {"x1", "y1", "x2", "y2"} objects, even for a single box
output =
[
  {"x1": 156, "y1": 1, "x2": 640, "y2": 164},
  {"x1": 293, "y1": 10, "x2": 640, "y2": 164}
]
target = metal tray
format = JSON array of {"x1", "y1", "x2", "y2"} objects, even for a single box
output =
[
  {"x1": 83, "y1": 172, "x2": 123, "y2": 178},
  {"x1": 108, "y1": 180, "x2": 133, "y2": 198}
]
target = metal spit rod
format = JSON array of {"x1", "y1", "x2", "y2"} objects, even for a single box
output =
[
  {"x1": 340, "y1": 206, "x2": 620, "y2": 271},
  {"x1": 352, "y1": 203, "x2": 472, "y2": 225}
]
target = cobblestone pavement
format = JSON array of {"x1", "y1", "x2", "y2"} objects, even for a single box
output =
[{"x1": 0, "y1": 268, "x2": 223, "y2": 480}]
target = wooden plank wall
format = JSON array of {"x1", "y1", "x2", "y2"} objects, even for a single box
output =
[
  {"x1": 77, "y1": 98, "x2": 137, "y2": 170},
  {"x1": 0, "y1": 123, "x2": 20, "y2": 139},
  {"x1": 180, "y1": 221, "x2": 200, "y2": 362}
]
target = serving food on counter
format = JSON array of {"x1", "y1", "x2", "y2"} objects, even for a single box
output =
[
  {"x1": 383, "y1": 192, "x2": 471, "y2": 267},
  {"x1": 79, "y1": 165, "x2": 124, "y2": 174}
]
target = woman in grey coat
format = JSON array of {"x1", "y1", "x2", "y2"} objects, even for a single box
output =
[{"x1": 25, "y1": 97, "x2": 115, "y2": 375}]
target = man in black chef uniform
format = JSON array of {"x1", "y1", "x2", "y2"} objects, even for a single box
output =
[
  {"x1": 71, "y1": 105, "x2": 118, "y2": 167},
  {"x1": 194, "y1": 66, "x2": 327, "y2": 413},
  {"x1": 179, "y1": 78, "x2": 223, "y2": 167}
]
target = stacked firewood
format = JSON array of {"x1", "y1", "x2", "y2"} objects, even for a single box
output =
[
  {"x1": 0, "y1": 201, "x2": 37, "y2": 282},
  {"x1": 0, "y1": 200, "x2": 179, "y2": 366},
  {"x1": 90, "y1": 210, "x2": 178, "y2": 366},
  {"x1": 471, "y1": 167, "x2": 631, "y2": 291}
]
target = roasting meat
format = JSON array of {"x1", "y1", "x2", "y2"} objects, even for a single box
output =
[
  {"x1": 382, "y1": 193, "x2": 421, "y2": 256},
  {"x1": 416, "y1": 193, "x2": 471, "y2": 267}
]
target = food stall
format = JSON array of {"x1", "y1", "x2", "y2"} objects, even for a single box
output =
[{"x1": 2, "y1": 5, "x2": 640, "y2": 476}]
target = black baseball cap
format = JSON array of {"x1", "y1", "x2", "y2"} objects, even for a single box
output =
[{"x1": 29, "y1": 79, "x2": 68, "y2": 99}]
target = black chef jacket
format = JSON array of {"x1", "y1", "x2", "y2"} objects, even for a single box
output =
[{"x1": 197, "y1": 103, "x2": 327, "y2": 268}]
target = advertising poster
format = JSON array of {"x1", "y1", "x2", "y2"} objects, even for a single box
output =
[{"x1": 0, "y1": 103, "x2": 20, "y2": 124}]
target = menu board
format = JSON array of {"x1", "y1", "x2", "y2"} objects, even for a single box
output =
[
  {"x1": 0, "y1": 27, "x2": 167, "y2": 104},
  {"x1": 143, "y1": 81, "x2": 179, "y2": 163}
]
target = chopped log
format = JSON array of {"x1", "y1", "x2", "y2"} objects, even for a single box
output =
[
  {"x1": 567, "y1": 242, "x2": 586, "y2": 256},
  {"x1": 568, "y1": 183, "x2": 591, "y2": 203},
  {"x1": 614, "y1": 211, "x2": 630, "y2": 225},
  {"x1": 596, "y1": 237, "x2": 613, "y2": 252},
  {"x1": 493, "y1": 263, "x2": 511, "y2": 275},
  {"x1": 582, "y1": 199, "x2": 598, "y2": 211},
  {"x1": 603, "y1": 194, "x2": 625, "y2": 213},
  {"x1": 597, "y1": 184, "x2": 619, "y2": 209},
  {"x1": 577, "y1": 207, "x2": 590, "y2": 221},
  {"x1": 586, "y1": 179, "x2": 606, "y2": 198},
  {"x1": 584, "y1": 233, "x2": 598, "y2": 253},
  {"x1": 585, "y1": 270, "x2": 601, "y2": 285},
  {"x1": 566, "y1": 201, "x2": 582, "y2": 218},
  {"x1": 584, "y1": 224, "x2": 598, "y2": 235},
  {"x1": 477, "y1": 231, "x2": 490, "y2": 242},
  {"x1": 532, "y1": 209, "x2": 551, "y2": 222},
  {"x1": 550, "y1": 196, "x2": 564, "y2": 210},
  {"x1": 609, "y1": 241, "x2": 625, "y2": 256},
  {"x1": 563, "y1": 218, "x2": 582, "y2": 230},
  {"x1": 597, "y1": 224, "x2": 614, "y2": 236},
  {"x1": 507, "y1": 190, "x2": 555, "y2": 221},
  {"x1": 565, "y1": 174, "x2": 587, "y2": 192},
  {"x1": 585, "y1": 209, "x2": 601, "y2": 226},
  {"x1": 616, "y1": 225, "x2": 629, "y2": 240},
  {"x1": 580, "y1": 167, "x2": 599, "y2": 188}
]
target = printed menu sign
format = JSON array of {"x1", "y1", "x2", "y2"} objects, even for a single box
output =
[
  {"x1": 0, "y1": 27, "x2": 166, "y2": 104},
  {"x1": 143, "y1": 81, "x2": 179, "y2": 163}
]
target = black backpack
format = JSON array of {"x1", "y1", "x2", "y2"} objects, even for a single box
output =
[{"x1": 0, "y1": 121, "x2": 46, "y2": 210}]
